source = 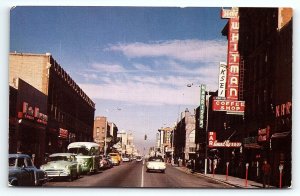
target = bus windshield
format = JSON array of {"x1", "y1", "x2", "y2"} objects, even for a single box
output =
[{"x1": 68, "y1": 147, "x2": 89, "y2": 156}]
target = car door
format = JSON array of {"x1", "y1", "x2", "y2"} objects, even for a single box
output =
[
  {"x1": 24, "y1": 157, "x2": 36, "y2": 186},
  {"x1": 17, "y1": 158, "x2": 32, "y2": 186}
]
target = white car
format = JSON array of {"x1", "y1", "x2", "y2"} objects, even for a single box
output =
[
  {"x1": 146, "y1": 156, "x2": 166, "y2": 173},
  {"x1": 122, "y1": 157, "x2": 130, "y2": 162},
  {"x1": 136, "y1": 156, "x2": 143, "y2": 162}
]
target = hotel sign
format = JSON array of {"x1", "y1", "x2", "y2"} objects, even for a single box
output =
[
  {"x1": 199, "y1": 84, "x2": 206, "y2": 128},
  {"x1": 208, "y1": 132, "x2": 241, "y2": 148},
  {"x1": 221, "y1": 7, "x2": 239, "y2": 18},
  {"x1": 221, "y1": 7, "x2": 240, "y2": 100}
]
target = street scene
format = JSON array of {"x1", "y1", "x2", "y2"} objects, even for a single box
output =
[{"x1": 8, "y1": 6, "x2": 292, "y2": 189}]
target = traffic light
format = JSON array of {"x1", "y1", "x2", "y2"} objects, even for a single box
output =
[{"x1": 144, "y1": 134, "x2": 147, "y2": 140}]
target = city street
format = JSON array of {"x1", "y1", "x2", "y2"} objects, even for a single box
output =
[{"x1": 44, "y1": 161, "x2": 231, "y2": 188}]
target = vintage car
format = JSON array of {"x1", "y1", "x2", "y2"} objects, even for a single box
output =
[
  {"x1": 108, "y1": 153, "x2": 121, "y2": 166},
  {"x1": 99, "y1": 155, "x2": 113, "y2": 170},
  {"x1": 146, "y1": 156, "x2": 166, "y2": 173},
  {"x1": 40, "y1": 153, "x2": 81, "y2": 181},
  {"x1": 9, "y1": 154, "x2": 48, "y2": 186}
]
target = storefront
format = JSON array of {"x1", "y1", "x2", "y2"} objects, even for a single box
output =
[{"x1": 9, "y1": 79, "x2": 48, "y2": 167}]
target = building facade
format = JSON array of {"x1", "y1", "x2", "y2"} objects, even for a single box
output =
[
  {"x1": 9, "y1": 78, "x2": 48, "y2": 167},
  {"x1": 9, "y1": 52, "x2": 95, "y2": 162},
  {"x1": 174, "y1": 108, "x2": 196, "y2": 164}
]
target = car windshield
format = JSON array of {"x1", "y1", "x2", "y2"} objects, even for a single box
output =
[
  {"x1": 148, "y1": 157, "x2": 164, "y2": 162},
  {"x1": 49, "y1": 156, "x2": 71, "y2": 162},
  {"x1": 68, "y1": 147, "x2": 89, "y2": 155},
  {"x1": 9, "y1": 157, "x2": 16, "y2": 167}
]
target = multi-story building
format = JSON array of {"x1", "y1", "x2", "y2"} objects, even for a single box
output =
[
  {"x1": 9, "y1": 52, "x2": 95, "y2": 159},
  {"x1": 9, "y1": 78, "x2": 48, "y2": 167},
  {"x1": 93, "y1": 116, "x2": 119, "y2": 154},
  {"x1": 238, "y1": 8, "x2": 292, "y2": 187},
  {"x1": 157, "y1": 127, "x2": 173, "y2": 161},
  {"x1": 173, "y1": 108, "x2": 196, "y2": 164}
]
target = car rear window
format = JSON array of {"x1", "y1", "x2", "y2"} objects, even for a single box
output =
[
  {"x1": 9, "y1": 158, "x2": 16, "y2": 167},
  {"x1": 148, "y1": 157, "x2": 164, "y2": 162}
]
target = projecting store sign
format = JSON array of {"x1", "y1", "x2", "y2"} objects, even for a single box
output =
[
  {"x1": 218, "y1": 62, "x2": 227, "y2": 97},
  {"x1": 208, "y1": 132, "x2": 241, "y2": 148},
  {"x1": 212, "y1": 97, "x2": 245, "y2": 115},
  {"x1": 199, "y1": 84, "x2": 206, "y2": 129}
]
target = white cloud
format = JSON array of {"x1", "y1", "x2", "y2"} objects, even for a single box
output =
[
  {"x1": 106, "y1": 39, "x2": 227, "y2": 63},
  {"x1": 79, "y1": 74, "x2": 218, "y2": 106},
  {"x1": 91, "y1": 62, "x2": 126, "y2": 73}
]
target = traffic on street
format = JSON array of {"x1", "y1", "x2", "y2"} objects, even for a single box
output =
[{"x1": 44, "y1": 160, "x2": 231, "y2": 188}]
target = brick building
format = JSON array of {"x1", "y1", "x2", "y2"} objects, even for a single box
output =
[
  {"x1": 9, "y1": 52, "x2": 95, "y2": 162},
  {"x1": 174, "y1": 108, "x2": 196, "y2": 164},
  {"x1": 9, "y1": 78, "x2": 48, "y2": 167},
  {"x1": 238, "y1": 8, "x2": 292, "y2": 187}
]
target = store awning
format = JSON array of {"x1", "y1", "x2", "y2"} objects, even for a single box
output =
[
  {"x1": 244, "y1": 143, "x2": 262, "y2": 149},
  {"x1": 271, "y1": 131, "x2": 291, "y2": 139}
]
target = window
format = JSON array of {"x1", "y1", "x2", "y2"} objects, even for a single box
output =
[
  {"x1": 189, "y1": 130, "x2": 195, "y2": 143},
  {"x1": 96, "y1": 127, "x2": 100, "y2": 137},
  {"x1": 17, "y1": 158, "x2": 25, "y2": 167},
  {"x1": 9, "y1": 158, "x2": 16, "y2": 167},
  {"x1": 25, "y1": 158, "x2": 33, "y2": 167}
]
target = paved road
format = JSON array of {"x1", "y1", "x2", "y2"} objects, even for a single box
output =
[{"x1": 44, "y1": 161, "x2": 232, "y2": 188}]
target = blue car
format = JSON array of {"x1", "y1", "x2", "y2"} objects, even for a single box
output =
[{"x1": 9, "y1": 154, "x2": 48, "y2": 186}]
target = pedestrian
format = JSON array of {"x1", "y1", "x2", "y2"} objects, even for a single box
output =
[
  {"x1": 262, "y1": 160, "x2": 271, "y2": 188},
  {"x1": 191, "y1": 159, "x2": 195, "y2": 173}
]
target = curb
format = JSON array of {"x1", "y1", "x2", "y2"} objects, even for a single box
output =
[{"x1": 173, "y1": 166, "x2": 245, "y2": 188}]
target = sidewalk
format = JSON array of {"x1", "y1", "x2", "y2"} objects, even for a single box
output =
[{"x1": 174, "y1": 166, "x2": 275, "y2": 188}]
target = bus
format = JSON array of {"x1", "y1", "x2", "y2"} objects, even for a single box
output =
[{"x1": 67, "y1": 142, "x2": 100, "y2": 174}]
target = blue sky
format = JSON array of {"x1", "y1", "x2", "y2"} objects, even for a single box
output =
[{"x1": 10, "y1": 6, "x2": 228, "y2": 152}]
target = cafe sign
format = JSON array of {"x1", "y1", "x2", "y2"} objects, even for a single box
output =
[{"x1": 212, "y1": 97, "x2": 245, "y2": 114}]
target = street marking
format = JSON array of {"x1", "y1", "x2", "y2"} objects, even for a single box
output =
[{"x1": 141, "y1": 164, "x2": 144, "y2": 187}]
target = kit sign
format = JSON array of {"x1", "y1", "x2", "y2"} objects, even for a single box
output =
[
  {"x1": 221, "y1": 7, "x2": 240, "y2": 100},
  {"x1": 208, "y1": 131, "x2": 241, "y2": 148},
  {"x1": 199, "y1": 84, "x2": 206, "y2": 129},
  {"x1": 212, "y1": 97, "x2": 245, "y2": 114},
  {"x1": 218, "y1": 62, "x2": 227, "y2": 97}
]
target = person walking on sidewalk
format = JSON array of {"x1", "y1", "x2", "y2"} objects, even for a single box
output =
[{"x1": 262, "y1": 160, "x2": 271, "y2": 188}]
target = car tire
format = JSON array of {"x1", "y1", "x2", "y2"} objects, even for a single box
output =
[
  {"x1": 69, "y1": 172, "x2": 73, "y2": 182},
  {"x1": 161, "y1": 170, "x2": 165, "y2": 173}
]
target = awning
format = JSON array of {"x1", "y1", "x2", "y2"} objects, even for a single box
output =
[
  {"x1": 271, "y1": 131, "x2": 291, "y2": 139},
  {"x1": 244, "y1": 143, "x2": 262, "y2": 149}
]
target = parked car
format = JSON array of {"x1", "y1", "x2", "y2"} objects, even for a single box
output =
[
  {"x1": 108, "y1": 153, "x2": 121, "y2": 165},
  {"x1": 40, "y1": 153, "x2": 81, "y2": 181},
  {"x1": 9, "y1": 154, "x2": 48, "y2": 186},
  {"x1": 99, "y1": 155, "x2": 113, "y2": 170},
  {"x1": 146, "y1": 156, "x2": 166, "y2": 173}
]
